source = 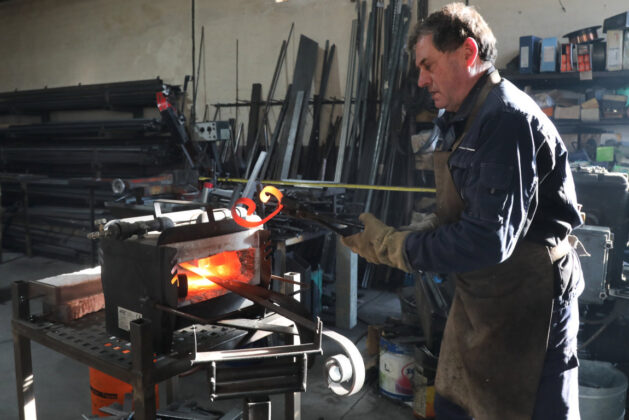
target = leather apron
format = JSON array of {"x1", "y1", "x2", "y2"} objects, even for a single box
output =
[{"x1": 432, "y1": 70, "x2": 562, "y2": 420}]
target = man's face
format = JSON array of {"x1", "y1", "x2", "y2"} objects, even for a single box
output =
[{"x1": 414, "y1": 34, "x2": 469, "y2": 112}]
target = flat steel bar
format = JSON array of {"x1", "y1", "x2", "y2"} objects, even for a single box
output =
[
  {"x1": 334, "y1": 19, "x2": 359, "y2": 183},
  {"x1": 280, "y1": 91, "x2": 305, "y2": 180},
  {"x1": 242, "y1": 151, "x2": 268, "y2": 199}
]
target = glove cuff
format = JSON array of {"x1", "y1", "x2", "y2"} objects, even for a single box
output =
[{"x1": 377, "y1": 230, "x2": 413, "y2": 273}]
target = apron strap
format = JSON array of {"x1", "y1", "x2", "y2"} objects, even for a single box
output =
[{"x1": 450, "y1": 69, "x2": 501, "y2": 152}]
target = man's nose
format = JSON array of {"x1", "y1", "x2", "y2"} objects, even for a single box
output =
[{"x1": 417, "y1": 71, "x2": 430, "y2": 88}]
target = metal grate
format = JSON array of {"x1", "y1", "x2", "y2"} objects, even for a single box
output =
[{"x1": 33, "y1": 311, "x2": 247, "y2": 371}]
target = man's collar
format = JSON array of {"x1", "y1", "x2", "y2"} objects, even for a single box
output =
[{"x1": 439, "y1": 65, "x2": 496, "y2": 125}]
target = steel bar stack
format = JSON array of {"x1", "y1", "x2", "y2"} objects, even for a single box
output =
[
  {"x1": 0, "y1": 78, "x2": 186, "y2": 264},
  {"x1": 210, "y1": 1, "x2": 423, "y2": 291}
]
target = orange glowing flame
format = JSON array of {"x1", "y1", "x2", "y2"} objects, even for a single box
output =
[
  {"x1": 231, "y1": 185, "x2": 284, "y2": 228},
  {"x1": 172, "y1": 251, "x2": 250, "y2": 297}
]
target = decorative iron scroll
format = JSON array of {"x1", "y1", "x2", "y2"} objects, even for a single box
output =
[{"x1": 231, "y1": 186, "x2": 283, "y2": 228}]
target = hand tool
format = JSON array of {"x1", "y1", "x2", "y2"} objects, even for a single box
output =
[{"x1": 277, "y1": 196, "x2": 363, "y2": 236}]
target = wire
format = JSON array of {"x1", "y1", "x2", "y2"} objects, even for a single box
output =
[
  {"x1": 208, "y1": 177, "x2": 437, "y2": 193},
  {"x1": 579, "y1": 301, "x2": 622, "y2": 349},
  {"x1": 578, "y1": 318, "x2": 615, "y2": 349}
]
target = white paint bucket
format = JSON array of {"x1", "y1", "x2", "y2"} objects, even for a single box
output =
[{"x1": 379, "y1": 336, "x2": 415, "y2": 401}]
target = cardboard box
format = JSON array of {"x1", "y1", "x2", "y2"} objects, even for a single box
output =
[
  {"x1": 519, "y1": 36, "x2": 542, "y2": 73},
  {"x1": 554, "y1": 105, "x2": 581, "y2": 120},
  {"x1": 541, "y1": 37, "x2": 559, "y2": 72},
  {"x1": 581, "y1": 108, "x2": 600, "y2": 121},
  {"x1": 577, "y1": 43, "x2": 592, "y2": 72},
  {"x1": 601, "y1": 94, "x2": 627, "y2": 119},
  {"x1": 606, "y1": 29, "x2": 624, "y2": 71},
  {"x1": 560, "y1": 43, "x2": 575, "y2": 72},
  {"x1": 580, "y1": 98, "x2": 600, "y2": 121}
]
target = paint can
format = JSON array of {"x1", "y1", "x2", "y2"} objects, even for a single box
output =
[
  {"x1": 89, "y1": 368, "x2": 159, "y2": 416},
  {"x1": 379, "y1": 336, "x2": 416, "y2": 401}
]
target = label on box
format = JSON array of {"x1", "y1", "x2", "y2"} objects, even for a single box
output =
[
  {"x1": 609, "y1": 49, "x2": 622, "y2": 65},
  {"x1": 607, "y1": 30, "x2": 623, "y2": 71},
  {"x1": 118, "y1": 306, "x2": 142, "y2": 331},
  {"x1": 543, "y1": 46, "x2": 555, "y2": 62},
  {"x1": 520, "y1": 46, "x2": 530, "y2": 68}
]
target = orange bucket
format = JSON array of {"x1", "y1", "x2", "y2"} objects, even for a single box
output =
[{"x1": 89, "y1": 368, "x2": 159, "y2": 416}]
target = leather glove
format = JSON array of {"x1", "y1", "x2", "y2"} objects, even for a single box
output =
[
  {"x1": 399, "y1": 212, "x2": 438, "y2": 232},
  {"x1": 341, "y1": 213, "x2": 413, "y2": 273}
]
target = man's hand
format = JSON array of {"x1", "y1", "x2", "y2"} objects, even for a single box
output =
[{"x1": 341, "y1": 213, "x2": 412, "y2": 273}]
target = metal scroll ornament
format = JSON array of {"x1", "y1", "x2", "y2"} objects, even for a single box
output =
[{"x1": 231, "y1": 186, "x2": 283, "y2": 228}]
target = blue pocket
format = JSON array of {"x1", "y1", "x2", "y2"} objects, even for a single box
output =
[{"x1": 478, "y1": 162, "x2": 514, "y2": 223}]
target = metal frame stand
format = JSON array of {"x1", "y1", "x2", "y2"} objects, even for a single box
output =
[
  {"x1": 245, "y1": 397, "x2": 272, "y2": 420},
  {"x1": 12, "y1": 280, "x2": 158, "y2": 420},
  {"x1": 11, "y1": 279, "x2": 307, "y2": 420}
]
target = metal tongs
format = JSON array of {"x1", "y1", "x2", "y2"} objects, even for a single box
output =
[{"x1": 278, "y1": 196, "x2": 363, "y2": 236}]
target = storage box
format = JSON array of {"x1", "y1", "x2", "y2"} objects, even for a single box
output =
[
  {"x1": 576, "y1": 43, "x2": 592, "y2": 72},
  {"x1": 572, "y1": 225, "x2": 613, "y2": 304},
  {"x1": 601, "y1": 94, "x2": 627, "y2": 119},
  {"x1": 560, "y1": 43, "x2": 576, "y2": 72},
  {"x1": 572, "y1": 169, "x2": 629, "y2": 290},
  {"x1": 606, "y1": 29, "x2": 624, "y2": 71},
  {"x1": 519, "y1": 36, "x2": 542, "y2": 73},
  {"x1": 603, "y1": 11, "x2": 629, "y2": 33},
  {"x1": 540, "y1": 37, "x2": 559, "y2": 72},
  {"x1": 596, "y1": 146, "x2": 615, "y2": 162},
  {"x1": 555, "y1": 105, "x2": 581, "y2": 120},
  {"x1": 581, "y1": 107, "x2": 600, "y2": 121}
]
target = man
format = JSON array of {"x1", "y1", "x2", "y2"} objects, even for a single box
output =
[{"x1": 342, "y1": 3, "x2": 583, "y2": 420}]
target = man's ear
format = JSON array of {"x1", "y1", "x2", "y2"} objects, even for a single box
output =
[{"x1": 462, "y1": 37, "x2": 479, "y2": 67}]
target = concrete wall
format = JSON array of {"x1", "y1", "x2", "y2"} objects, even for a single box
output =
[
  {"x1": 1, "y1": 0, "x2": 628, "y2": 119},
  {"x1": 0, "y1": 0, "x2": 356, "y2": 121}
]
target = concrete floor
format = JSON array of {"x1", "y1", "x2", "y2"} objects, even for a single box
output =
[{"x1": 0, "y1": 250, "x2": 417, "y2": 420}]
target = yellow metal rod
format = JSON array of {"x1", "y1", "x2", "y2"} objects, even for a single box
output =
[{"x1": 200, "y1": 177, "x2": 437, "y2": 193}]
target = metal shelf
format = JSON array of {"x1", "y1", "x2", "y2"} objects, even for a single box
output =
[
  {"x1": 554, "y1": 118, "x2": 629, "y2": 133},
  {"x1": 502, "y1": 69, "x2": 629, "y2": 90}
]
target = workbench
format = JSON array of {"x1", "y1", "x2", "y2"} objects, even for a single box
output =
[{"x1": 11, "y1": 280, "x2": 247, "y2": 420}]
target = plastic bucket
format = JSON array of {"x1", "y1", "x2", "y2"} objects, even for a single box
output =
[
  {"x1": 379, "y1": 336, "x2": 415, "y2": 401},
  {"x1": 579, "y1": 359, "x2": 627, "y2": 420},
  {"x1": 89, "y1": 368, "x2": 159, "y2": 416}
]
